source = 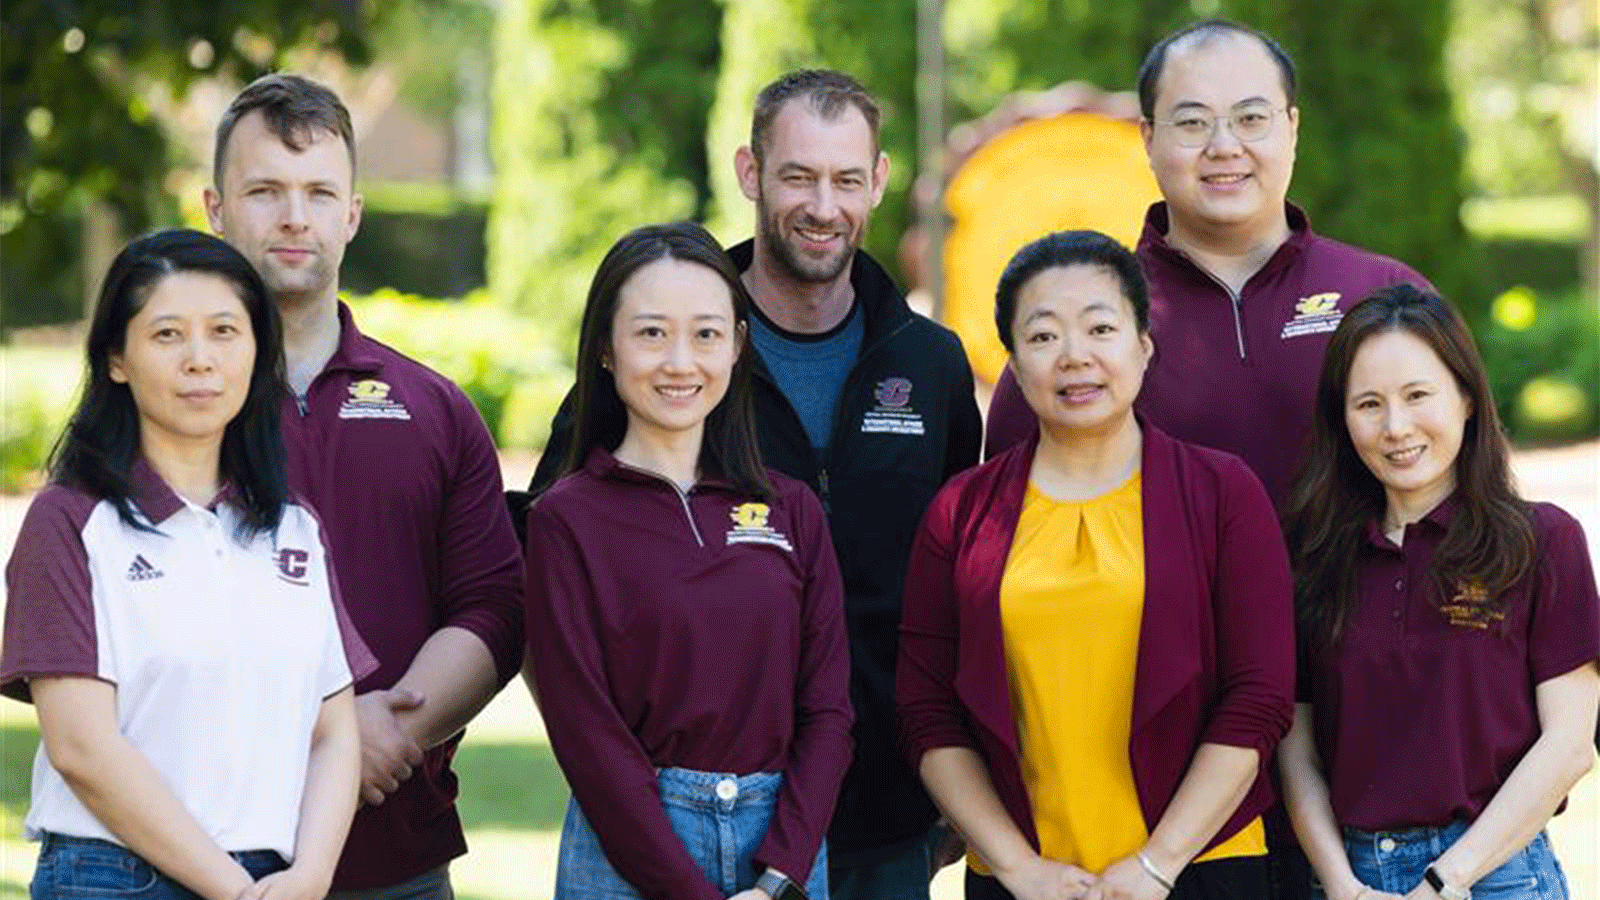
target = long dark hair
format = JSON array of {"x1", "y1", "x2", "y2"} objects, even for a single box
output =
[
  {"x1": 563, "y1": 221, "x2": 772, "y2": 498},
  {"x1": 50, "y1": 228, "x2": 289, "y2": 537},
  {"x1": 1283, "y1": 284, "x2": 1535, "y2": 649}
]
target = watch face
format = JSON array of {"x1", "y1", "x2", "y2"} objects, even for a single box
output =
[{"x1": 757, "y1": 873, "x2": 806, "y2": 900}]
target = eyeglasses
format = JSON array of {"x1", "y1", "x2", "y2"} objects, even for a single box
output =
[{"x1": 1148, "y1": 104, "x2": 1285, "y2": 148}]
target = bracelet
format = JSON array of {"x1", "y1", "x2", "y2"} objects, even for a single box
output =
[{"x1": 1136, "y1": 850, "x2": 1176, "y2": 893}]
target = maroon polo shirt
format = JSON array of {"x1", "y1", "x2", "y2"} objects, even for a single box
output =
[
  {"x1": 1304, "y1": 499, "x2": 1600, "y2": 830},
  {"x1": 524, "y1": 449, "x2": 853, "y2": 900},
  {"x1": 985, "y1": 203, "x2": 1432, "y2": 504},
  {"x1": 897, "y1": 423, "x2": 1294, "y2": 855},
  {"x1": 282, "y1": 303, "x2": 525, "y2": 889}
]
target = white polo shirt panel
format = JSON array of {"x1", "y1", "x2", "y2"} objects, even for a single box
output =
[{"x1": 2, "y1": 472, "x2": 360, "y2": 860}]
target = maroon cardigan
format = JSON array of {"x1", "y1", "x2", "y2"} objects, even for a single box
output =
[{"x1": 895, "y1": 422, "x2": 1294, "y2": 856}]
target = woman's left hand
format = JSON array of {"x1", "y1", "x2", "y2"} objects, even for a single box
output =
[
  {"x1": 1083, "y1": 854, "x2": 1170, "y2": 900},
  {"x1": 236, "y1": 866, "x2": 332, "y2": 900}
]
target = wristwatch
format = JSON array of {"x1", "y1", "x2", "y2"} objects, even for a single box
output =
[
  {"x1": 756, "y1": 870, "x2": 807, "y2": 900},
  {"x1": 1423, "y1": 865, "x2": 1471, "y2": 900}
]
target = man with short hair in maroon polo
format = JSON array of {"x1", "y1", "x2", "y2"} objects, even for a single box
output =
[
  {"x1": 985, "y1": 20, "x2": 1431, "y2": 508},
  {"x1": 205, "y1": 74, "x2": 523, "y2": 898}
]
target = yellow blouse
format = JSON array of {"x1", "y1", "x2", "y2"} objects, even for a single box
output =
[{"x1": 969, "y1": 474, "x2": 1264, "y2": 875}]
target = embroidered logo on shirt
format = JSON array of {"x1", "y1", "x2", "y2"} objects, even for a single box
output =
[
  {"x1": 1438, "y1": 580, "x2": 1503, "y2": 630},
  {"x1": 725, "y1": 502, "x2": 794, "y2": 551},
  {"x1": 275, "y1": 548, "x2": 311, "y2": 586},
  {"x1": 126, "y1": 554, "x2": 163, "y2": 581},
  {"x1": 1280, "y1": 291, "x2": 1344, "y2": 340},
  {"x1": 861, "y1": 376, "x2": 925, "y2": 436},
  {"x1": 338, "y1": 379, "x2": 412, "y2": 421}
]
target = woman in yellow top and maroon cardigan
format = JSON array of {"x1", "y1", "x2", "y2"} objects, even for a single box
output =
[{"x1": 896, "y1": 231, "x2": 1295, "y2": 900}]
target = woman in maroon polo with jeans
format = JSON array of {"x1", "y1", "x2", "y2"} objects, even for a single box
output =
[
  {"x1": 522, "y1": 222, "x2": 852, "y2": 900},
  {"x1": 1279, "y1": 284, "x2": 1599, "y2": 900}
]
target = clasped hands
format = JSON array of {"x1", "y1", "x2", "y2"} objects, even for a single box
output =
[{"x1": 998, "y1": 850, "x2": 1174, "y2": 900}]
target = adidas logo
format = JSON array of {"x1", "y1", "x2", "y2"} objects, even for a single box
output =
[{"x1": 127, "y1": 554, "x2": 163, "y2": 581}]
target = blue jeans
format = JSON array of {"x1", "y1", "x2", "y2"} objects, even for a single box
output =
[
  {"x1": 556, "y1": 768, "x2": 829, "y2": 899},
  {"x1": 31, "y1": 832, "x2": 286, "y2": 900},
  {"x1": 327, "y1": 866, "x2": 453, "y2": 900},
  {"x1": 1310, "y1": 821, "x2": 1568, "y2": 900}
]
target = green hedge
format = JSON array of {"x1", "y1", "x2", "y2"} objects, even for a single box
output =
[
  {"x1": 0, "y1": 347, "x2": 82, "y2": 491},
  {"x1": 1478, "y1": 285, "x2": 1599, "y2": 443},
  {"x1": 342, "y1": 189, "x2": 490, "y2": 299},
  {"x1": 344, "y1": 288, "x2": 571, "y2": 450}
]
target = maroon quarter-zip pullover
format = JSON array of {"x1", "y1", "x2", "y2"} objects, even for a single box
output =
[{"x1": 525, "y1": 449, "x2": 854, "y2": 900}]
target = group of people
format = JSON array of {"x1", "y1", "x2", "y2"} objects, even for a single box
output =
[{"x1": 2, "y1": 16, "x2": 1596, "y2": 900}]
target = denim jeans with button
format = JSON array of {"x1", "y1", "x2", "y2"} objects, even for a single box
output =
[
  {"x1": 1310, "y1": 820, "x2": 1569, "y2": 900},
  {"x1": 31, "y1": 832, "x2": 286, "y2": 900},
  {"x1": 555, "y1": 768, "x2": 828, "y2": 899}
]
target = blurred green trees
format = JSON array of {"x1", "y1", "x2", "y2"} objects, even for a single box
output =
[
  {"x1": 487, "y1": 0, "x2": 701, "y2": 358},
  {"x1": 1, "y1": 0, "x2": 377, "y2": 328},
  {"x1": 2, "y1": 0, "x2": 1592, "y2": 450},
  {"x1": 1233, "y1": 0, "x2": 1471, "y2": 311},
  {"x1": 489, "y1": 0, "x2": 1478, "y2": 328}
]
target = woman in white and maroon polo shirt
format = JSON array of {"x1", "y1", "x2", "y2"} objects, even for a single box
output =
[
  {"x1": 2, "y1": 229, "x2": 375, "y2": 900},
  {"x1": 1279, "y1": 285, "x2": 1599, "y2": 900},
  {"x1": 523, "y1": 222, "x2": 853, "y2": 900}
]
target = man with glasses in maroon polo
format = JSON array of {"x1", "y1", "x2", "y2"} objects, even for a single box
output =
[
  {"x1": 986, "y1": 20, "x2": 1431, "y2": 509},
  {"x1": 983, "y1": 20, "x2": 1434, "y2": 900}
]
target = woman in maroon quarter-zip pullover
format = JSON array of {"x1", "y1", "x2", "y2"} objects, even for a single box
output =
[{"x1": 522, "y1": 222, "x2": 853, "y2": 900}]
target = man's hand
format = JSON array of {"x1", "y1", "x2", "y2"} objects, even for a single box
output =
[{"x1": 353, "y1": 688, "x2": 425, "y2": 806}]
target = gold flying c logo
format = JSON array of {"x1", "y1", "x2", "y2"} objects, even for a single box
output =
[
  {"x1": 349, "y1": 379, "x2": 391, "y2": 401},
  {"x1": 1295, "y1": 292, "x2": 1341, "y2": 317},
  {"x1": 730, "y1": 502, "x2": 770, "y2": 529}
]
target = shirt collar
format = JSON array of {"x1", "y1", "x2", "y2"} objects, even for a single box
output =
[
  {"x1": 582, "y1": 446, "x2": 738, "y2": 493},
  {"x1": 1138, "y1": 201, "x2": 1315, "y2": 264},
  {"x1": 1362, "y1": 492, "x2": 1460, "y2": 548},
  {"x1": 323, "y1": 301, "x2": 385, "y2": 375},
  {"x1": 128, "y1": 457, "x2": 239, "y2": 524}
]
